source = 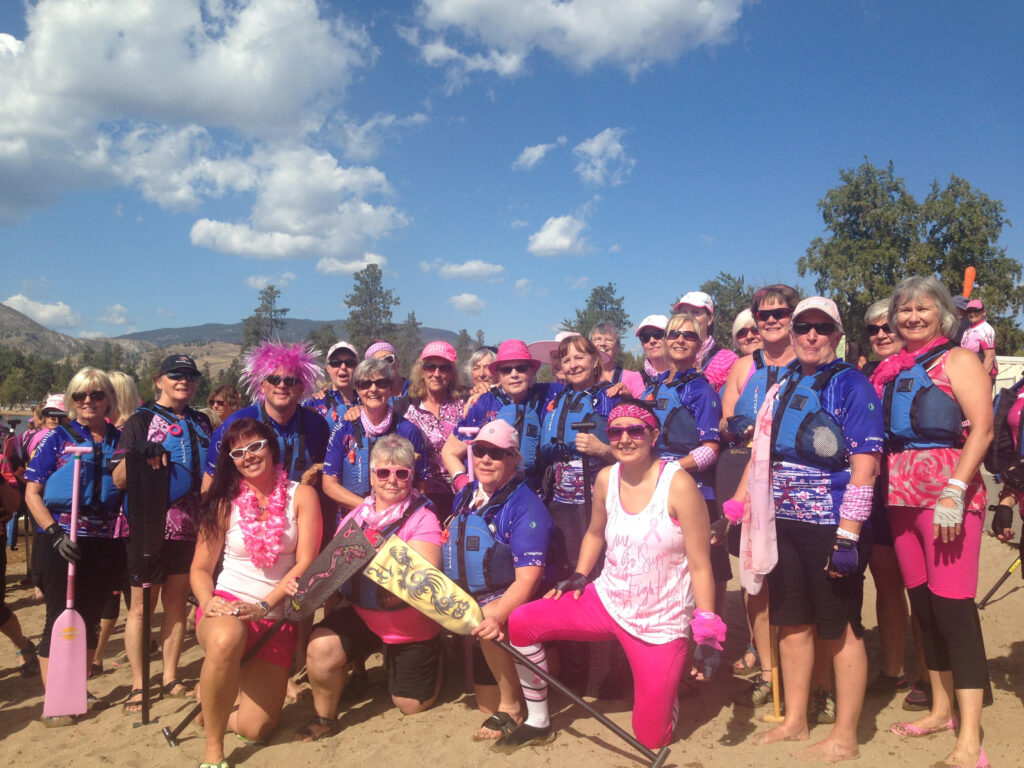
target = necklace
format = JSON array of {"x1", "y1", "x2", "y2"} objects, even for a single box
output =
[{"x1": 235, "y1": 468, "x2": 289, "y2": 568}]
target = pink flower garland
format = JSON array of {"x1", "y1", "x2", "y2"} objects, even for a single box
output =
[{"x1": 235, "y1": 468, "x2": 290, "y2": 568}]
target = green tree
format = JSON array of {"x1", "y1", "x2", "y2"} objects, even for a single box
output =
[
  {"x1": 392, "y1": 312, "x2": 424, "y2": 377},
  {"x1": 453, "y1": 329, "x2": 474, "y2": 368},
  {"x1": 561, "y1": 282, "x2": 630, "y2": 337},
  {"x1": 242, "y1": 285, "x2": 290, "y2": 350},
  {"x1": 344, "y1": 264, "x2": 399, "y2": 353},
  {"x1": 306, "y1": 323, "x2": 339, "y2": 355},
  {"x1": 696, "y1": 271, "x2": 755, "y2": 349}
]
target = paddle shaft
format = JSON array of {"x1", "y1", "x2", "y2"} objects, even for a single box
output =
[
  {"x1": 764, "y1": 624, "x2": 784, "y2": 723},
  {"x1": 977, "y1": 556, "x2": 1022, "y2": 609},
  {"x1": 573, "y1": 418, "x2": 597, "y2": 530},
  {"x1": 496, "y1": 639, "x2": 669, "y2": 768},
  {"x1": 458, "y1": 426, "x2": 480, "y2": 481}
]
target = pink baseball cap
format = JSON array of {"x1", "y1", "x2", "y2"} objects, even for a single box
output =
[
  {"x1": 420, "y1": 340, "x2": 457, "y2": 362},
  {"x1": 488, "y1": 339, "x2": 542, "y2": 375},
  {"x1": 42, "y1": 393, "x2": 67, "y2": 415},
  {"x1": 635, "y1": 314, "x2": 668, "y2": 335},
  {"x1": 470, "y1": 419, "x2": 520, "y2": 452},
  {"x1": 966, "y1": 299, "x2": 984, "y2": 311},
  {"x1": 793, "y1": 296, "x2": 844, "y2": 333}
]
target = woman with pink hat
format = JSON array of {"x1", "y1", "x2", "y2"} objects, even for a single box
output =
[
  {"x1": 399, "y1": 341, "x2": 466, "y2": 521},
  {"x1": 673, "y1": 291, "x2": 738, "y2": 390},
  {"x1": 589, "y1": 321, "x2": 644, "y2": 397},
  {"x1": 440, "y1": 339, "x2": 551, "y2": 492}
]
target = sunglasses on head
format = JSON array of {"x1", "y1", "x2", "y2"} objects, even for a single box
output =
[
  {"x1": 666, "y1": 329, "x2": 699, "y2": 342},
  {"x1": 607, "y1": 424, "x2": 650, "y2": 441},
  {"x1": 355, "y1": 378, "x2": 390, "y2": 391},
  {"x1": 793, "y1": 321, "x2": 837, "y2": 336},
  {"x1": 327, "y1": 358, "x2": 356, "y2": 369},
  {"x1": 756, "y1": 307, "x2": 794, "y2": 322},
  {"x1": 228, "y1": 439, "x2": 268, "y2": 459},
  {"x1": 474, "y1": 444, "x2": 512, "y2": 461},
  {"x1": 373, "y1": 467, "x2": 412, "y2": 482},
  {"x1": 379, "y1": 354, "x2": 396, "y2": 365},
  {"x1": 866, "y1": 323, "x2": 892, "y2": 337},
  {"x1": 498, "y1": 364, "x2": 530, "y2": 376},
  {"x1": 638, "y1": 330, "x2": 665, "y2": 343},
  {"x1": 735, "y1": 327, "x2": 757, "y2": 340},
  {"x1": 71, "y1": 390, "x2": 106, "y2": 403},
  {"x1": 167, "y1": 371, "x2": 198, "y2": 382},
  {"x1": 265, "y1": 375, "x2": 300, "y2": 387},
  {"x1": 423, "y1": 362, "x2": 453, "y2": 374}
]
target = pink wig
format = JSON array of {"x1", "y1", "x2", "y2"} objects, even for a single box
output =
[{"x1": 241, "y1": 341, "x2": 324, "y2": 403}]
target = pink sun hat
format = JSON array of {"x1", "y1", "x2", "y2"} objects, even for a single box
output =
[{"x1": 488, "y1": 339, "x2": 542, "y2": 376}]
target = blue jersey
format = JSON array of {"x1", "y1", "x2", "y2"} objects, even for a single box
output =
[
  {"x1": 303, "y1": 388, "x2": 360, "y2": 429},
  {"x1": 322, "y1": 416, "x2": 428, "y2": 500}
]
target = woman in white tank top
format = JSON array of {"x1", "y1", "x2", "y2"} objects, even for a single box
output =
[
  {"x1": 191, "y1": 418, "x2": 321, "y2": 768},
  {"x1": 502, "y1": 401, "x2": 723, "y2": 753}
]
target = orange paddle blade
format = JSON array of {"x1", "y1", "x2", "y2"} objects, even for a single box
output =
[{"x1": 963, "y1": 266, "x2": 976, "y2": 297}]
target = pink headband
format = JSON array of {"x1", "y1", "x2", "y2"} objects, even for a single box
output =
[
  {"x1": 608, "y1": 403, "x2": 659, "y2": 429},
  {"x1": 364, "y1": 340, "x2": 396, "y2": 359}
]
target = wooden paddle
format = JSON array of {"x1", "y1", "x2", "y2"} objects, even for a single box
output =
[{"x1": 42, "y1": 444, "x2": 93, "y2": 718}]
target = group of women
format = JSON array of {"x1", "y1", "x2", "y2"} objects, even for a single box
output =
[{"x1": 6, "y1": 274, "x2": 1004, "y2": 768}]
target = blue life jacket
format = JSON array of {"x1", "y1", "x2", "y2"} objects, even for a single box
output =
[
  {"x1": 339, "y1": 418, "x2": 402, "y2": 496},
  {"x1": 882, "y1": 345, "x2": 965, "y2": 451},
  {"x1": 538, "y1": 384, "x2": 610, "y2": 462},
  {"x1": 770, "y1": 363, "x2": 851, "y2": 471},
  {"x1": 342, "y1": 495, "x2": 435, "y2": 612},
  {"x1": 259, "y1": 403, "x2": 316, "y2": 481},
  {"x1": 42, "y1": 424, "x2": 122, "y2": 514},
  {"x1": 644, "y1": 371, "x2": 705, "y2": 458},
  {"x1": 733, "y1": 351, "x2": 794, "y2": 434},
  {"x1": 136, "y1": 403, "x2": 210, "y2": 503},
  {"x1": 442, "y1": 481, "x2": 519, "y2": 596},
  {"x1": 492, "y1": 389, "x2": 543, "y2": 474},
  {"x1": 323, "y1": 390, "x2": 359, "y2": 428}
]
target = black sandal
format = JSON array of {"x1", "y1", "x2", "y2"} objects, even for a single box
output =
[
  {"x1": 492, "y1": 723, "x2": 556, "y2": 752},
  {"x1": 161, "y1": 679, "x2": 195, "y2": 699},
  {"x1": 473, "y1": 712, "x2": 519, "y2": 741},
  {"x1": 294, "y1": 716, "x2": 338, "y2": 742},
  {"x1": 123, "y1": 689, "x2": 145, "y2": 714}
]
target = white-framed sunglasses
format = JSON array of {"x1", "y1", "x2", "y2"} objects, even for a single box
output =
[{"x1": 228, "y1": 439, "x2": 268, "y2": 460}]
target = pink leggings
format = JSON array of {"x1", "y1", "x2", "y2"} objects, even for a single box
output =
[
  {"x1": 888, "y1": 505, "x2": 982, "y2": 599},
  {"x1": 508, "y1": 584, "x2": 686, "y2": 749}
]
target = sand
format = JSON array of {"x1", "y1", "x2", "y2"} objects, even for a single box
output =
[{"x1": 1, "y1": 525, "x2": 1021, "y2": 768}]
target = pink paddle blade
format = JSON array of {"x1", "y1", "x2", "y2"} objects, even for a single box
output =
[{"x1": 42, "y1": 608, "x2": 88, "y2": 717}]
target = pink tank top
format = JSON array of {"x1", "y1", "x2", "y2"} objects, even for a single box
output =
[{"x1": 594, "y1": 462, "x2": 693, "y2": 643}]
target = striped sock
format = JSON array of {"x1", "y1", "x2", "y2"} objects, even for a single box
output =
[{"x1": 512, "y1": 642, "x2": 550, "y2": 728}]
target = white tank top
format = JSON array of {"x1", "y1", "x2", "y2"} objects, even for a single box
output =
[
  {"x1": 216, "y1": 481, "x2": 300, "y2": 620},
  {"x1": 594, "y1": 462, "x2": 693, "y2": 643}
]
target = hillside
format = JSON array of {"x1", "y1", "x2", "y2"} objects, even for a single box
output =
[{"x1": 0, "y1": 303, "x2": 154, "y2": 360}]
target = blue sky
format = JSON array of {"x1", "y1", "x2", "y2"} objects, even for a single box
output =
[{"x1": 2, "y1": 0, "x2": 1022, "y2": 355}]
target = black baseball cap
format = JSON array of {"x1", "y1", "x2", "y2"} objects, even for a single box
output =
[{"x1": 159, "y1": 354, "x2": 200, "y2": 376}]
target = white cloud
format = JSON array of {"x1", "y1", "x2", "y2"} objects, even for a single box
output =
[
  {"x1": 3, "y1": 294, "x2": 81, "y2": 327},
  {"x1": 448, "y1": 293, "x2": 486, "y2": 313},
  {"x1": 98, "y1": 303, "x2": 129, "y2": 324},
  {"x1": 569, "y1": 276, "x2": 589, "y2": 290},
  {"x1": 410, "y1": 0, "x2": 745, "y2": 84},
  {"x1": 245, "y1": 272, "x2": 297, "y2": 290},
  {"x1": 155, "y1": 308, "x2": 175, "y2": 318},
  {"x1": 513, "y1": 143, "x2": 553, "y2": 170},
  {"x1": 573, "y1": 128, "x2": 634, "y2": 186},
  {"x1": 316, "y1": 253, "x2": 386, "y2": 275},
  {"x1": 333, "y1": 112, "x2": 429, "y2": 163},
  {"x1": 78, "y1": 330, "x2": 105, "y2": 339},
  {"x1": 527, "y1": 214, "x2": 586, "y2": 256},
  {"x1": 509, "y1": 219, "x2": 528, "y2": 229},
  {"x1": 422, "y1": 259, "x2": 505, "y2": 281},
  {"x1": 513, "y1": 277, "x2": 549, "y2": 297},
  {"x1": 609, "y1": 243, "x2": 621, "y2": 253}
]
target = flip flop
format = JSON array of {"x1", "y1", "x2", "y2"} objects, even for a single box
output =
[
  {"x1": 473, "y1": 712, "x2": 520, "y2": 741},
  {"x1": 161, "y1": 679, "x2": 196, "y2": 699}
]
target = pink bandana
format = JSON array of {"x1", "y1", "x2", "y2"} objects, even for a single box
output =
[
  {"x1": 869, "y1": 336, "x2": 949, "y2": 398},
  {"x1": 608, "y1": 403, "x2": 658, "y2": 429}
]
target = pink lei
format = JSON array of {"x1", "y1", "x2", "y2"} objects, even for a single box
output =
[{"x1": 235, "y1": 468, "x2": 290, "y2": 568}]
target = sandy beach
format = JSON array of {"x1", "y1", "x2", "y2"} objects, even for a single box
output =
[{"x1": 1, "y1": 522, "x2": 1021, "y2": 768}]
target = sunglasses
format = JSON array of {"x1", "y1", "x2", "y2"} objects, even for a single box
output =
[
  {"x1": 498, "y1": 364, "x2": 530, "y2": 376},
  {"x1": 209, "y1": 399, "x2": 226, "y2": 407},
  {"x1": 666, "y1": 329, "x2": 700, "y2": 342},
  {"x1": 71, "y1": 390, "x2": 106, "y2": 403},
  {"x1": 265, "y1": 375, "x2": 300, "y2": 387},
  {"x1": 378, "y1": 354, "x2": 396, "y2": 365},
  {"x1": 865, "y1": 323, "x2": 892, "y2": 337},
  {"x1": 607, "y1": 424, "x2": 650, "y2": 441},
  {"x1": 474, "y1": 445, "x2": 512, "y2": 461},
  {"x1": 355, "y1": 378, "x2": 390, "y2": 391},
  {"x1": 793, "y1": 321, "x2": 837, "y2": 336},
  {"x1": 756, "y1": 307, "x2": 794, "y2": 322},
  {"x1": 423, "y1": 362, "x2": 453, "y2": 374},
  {"x1": 228, "y1": 439, "x2": 268, "y2": 459},
  {"x1": 374, "y1": 467, "x2": 412, "y2": 482},
  {"x1": 735, "y1": 327, "x2": 757, "y2": 340},
  {"x1": 638, "y1": 330, "x2": 665, "y2": 343},
  {"x1": 327, "y1": 358, "x2": 356, "y2": 369},
  {"x1": 165, "y1": 371, "x2": 199, "y2": 381}
]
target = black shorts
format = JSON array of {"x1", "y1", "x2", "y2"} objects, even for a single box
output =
[
  {"x1": 317, "y1": 606, "x2": 441, "y2": 703},
  {"x1": 766, "y1": 518, "x2": 867, "y2": 640},
  {"x1": 706, "y1": 499, "x2": 733, "y2": 583},
  {"x1": 128, "y1": 539, "x2": 194, "y2": 587}
]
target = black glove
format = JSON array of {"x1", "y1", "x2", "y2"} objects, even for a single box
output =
[
  {"x1": 826, "y1": 537, "x2": 858, "y2": 576},
  {"x1": 991, "y1": 504, "x2": 1014, "y2": 536},
  {"x1": 694, "y1": 643, "x2": 722, "y2": 681},
  {"x1": 46, "y1": 523, "x2": 81, "y2": 564},
  {"x1": 132, "y1": 441, "x2": 168, "y2": 460},
  {"x1": 554, "y1": 572, "x2": 588, "y2": 595}
]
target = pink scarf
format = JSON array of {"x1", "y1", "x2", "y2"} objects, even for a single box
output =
[
  {"x1": 739, "y1": 383, "x2": 780, "y2": 596},
  {"x1": 360, "y1": 405, "x2": 394, "y2": 437},
  {"x1": 338, "y1": 492, "x2": 413, "y2": 538},
  {"x1": 869, "y1": 336, "x2": 949, "y2": 398}
]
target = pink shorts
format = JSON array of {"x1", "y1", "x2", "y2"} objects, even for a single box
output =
[{"x1": 196, "y1": 589, "x2": 298, "y2": 668}]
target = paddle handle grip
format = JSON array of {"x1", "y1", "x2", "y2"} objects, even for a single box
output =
[{"x1": 459, "y1": 427, "x2": 480, "y2": 482}]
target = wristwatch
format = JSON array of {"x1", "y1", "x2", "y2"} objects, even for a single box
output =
[{"x1": 257, "y1": 600, "x2": 271, "y2": 617}]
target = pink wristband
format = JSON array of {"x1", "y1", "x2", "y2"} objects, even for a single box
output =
[
  {"x1": 691, "y1": 610, "x2": 727, "y2": 650},
  {"x1": 839, "y1": 483, "x2": 873, "y2": 523},
  {"x1": 722, "y1": 498, "x2": 745, "y2": 525},
  {"x1": 452, "y1": 473, "x2": 470, "y2": 493},
  {"x1": 688, "y1": 445, "x2": 717, "y2": 472}
]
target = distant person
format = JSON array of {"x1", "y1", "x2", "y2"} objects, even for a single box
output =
[
  {"x1": 636, "y1": 314, "x2": 670, "y2": 384},
  {"x1": 107, "y1": 370, "x2": 141, "y2": 428},
  {"x1": 589, "y1": 321, "x2": 644, "y2": 397},
  {"x1": 364, "y1": 341, "x2": 408, "y2": 400},
  {"x1": 465, "y1": 347, "x2": 497, "y2": 389},
  {"x1": 207, "y1": 385, "x2": 242, "y2": 426},
  {"x1": 951, "y1": 295, "x2": 970, "y2": 345},
  {"x1": 673, "y1": 291, "x2": 738, "y2": 390},
  {"x1": 960, "y1": 299, "x2": 997, "y2": 379},
  {"x1": 304, "y1": 342, "x2": 360, "y2": 428},
  {"x1": 731, "y1": 308, "x2": 762, "y2": 357}
]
